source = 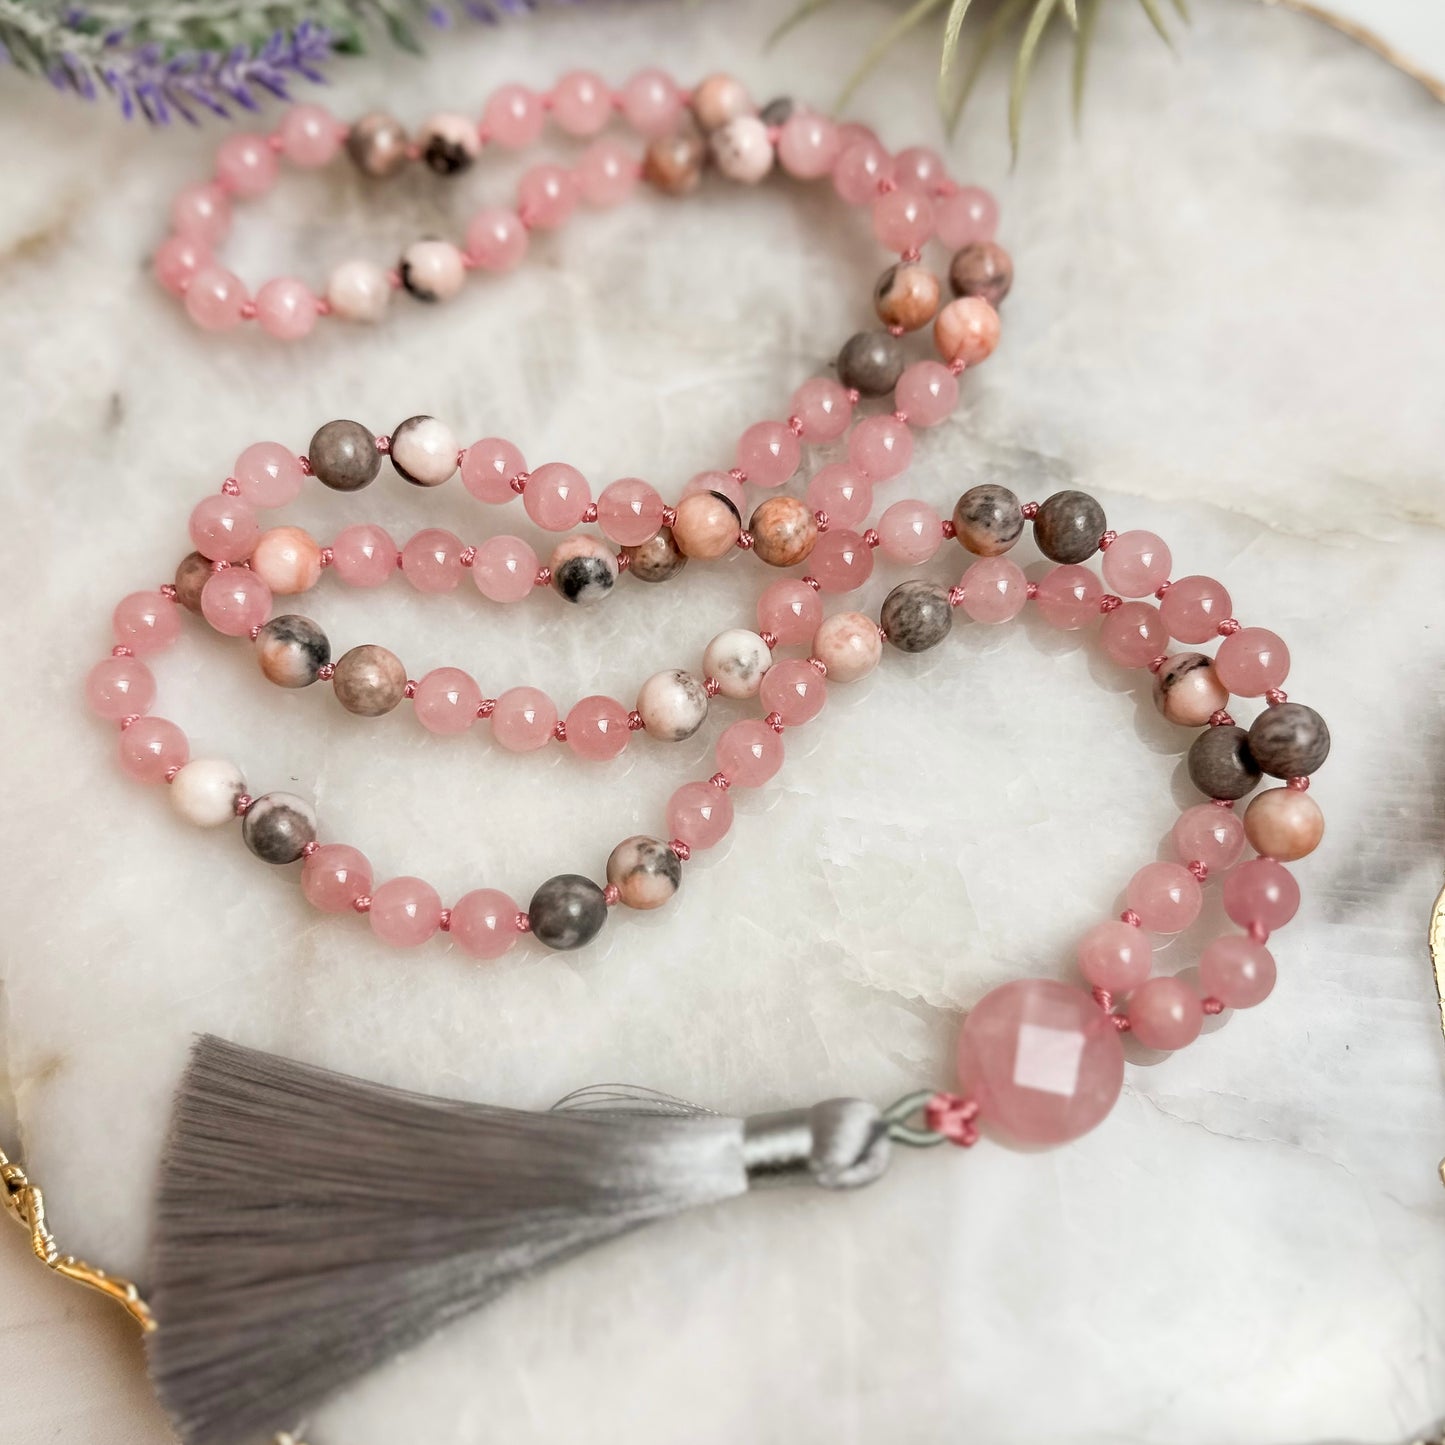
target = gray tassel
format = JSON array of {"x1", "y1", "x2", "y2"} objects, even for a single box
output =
[{"x1": 147, "y1": 1036, "x2": 893, "y2": 1445}]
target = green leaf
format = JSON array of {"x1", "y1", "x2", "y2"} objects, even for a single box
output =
[
  {"x1": 938, "y1": 0, "x2": 975, "y2": 109},
  {"x1": 1009, "y1": 0, "x2": 1062, "y2": 157},
  {"x1": 767, "y1": 0, "x2": 840, "y2": 51},
  {"x1": 1134, "y1": 0, "x2": 1175, "y2": 50},
  {"x1": 837, "y1": 0, "x2": 950, "y2": 111},
  {"x1": 944, "y1": 0, "x2": 1032, "y2": 133},
  {"x1": 1061, "y1": 0, "x2": 1078, "y2": 31},
  {"x1": 1072, "y1": 0, "x2": 1104, "y2": 126},
  {"x1": 1169, "y1": 0, "x2": 1190, "y2": 19}
]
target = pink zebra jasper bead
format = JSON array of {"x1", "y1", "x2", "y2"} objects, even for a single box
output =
[
  {"x1": 1100, "y1": 601, "x2": 1166, "y2": 668},
  {"x1": 565, "y1": 696, "x2": 631, "y2": 761},
  {"x1": 878, "y1": 500, "x2": 942, "y2": 564},
  {"x1": 717, "y1": 719, "x2": 784, "y2": 788},
  {"x1": 957, "y1": 980, "x2": 1124, "y2": 1146},
  {"x1": 255, "y1": 278, "x2": 319, "y2": 340},
  {"x1": 113, "y1": 590, "x2": 181, "y2": 654},
  {"x1": 759, "y1": 659, "x2": 827, "y2": 725},
  {"x1": 466, "y1": 209, "x2": 529, "y2": 272},
  {"x1": 807, "y1": 465, "x2": 872, "y2": 531},
  {"x1": 1215, "y1": 627, "x2": 1290, "y2": 697},
  {"x1": 1159, "y1": 575, "x2": 1231, "y2": 645},
  {"x1": 933, "y1": 296, "x2": 1000, "y2": 367},
  {"x1": 524, "y1": 463, "x2": 591, "y2": 531},
  {"x1": 791, "y1": 377, "x2": 853, "y2": 442},
  {"x1": 234, "y1": 441, "x2": 305, "y2": 509},
  {"x1": 1126, "y1": 861, "x2": 1203, "y2": 934},
  {"x1": 401, "y1": 528, "x2": 465, "y2": 593},
  {"x1": 668, "y1": 782, "x2": 734, "y2": 851},
  {"x1": 737, "y1": 422, "x2": 800, "y2": 488},
  {"x1": 369, "y1": 877, "x2": 443, "y2": 948},
  {"x1": 450, "y1": 889, "x2": 522, "y2": 960},
  {"x1": 850, "y1": 415, "x2": 913, "y2": 482},
  {"x1": 809, "y1": 529, "x2": 874, "y2": 594},
  {"x1": 87, "y1": 656, "x2": 156, "y2": 721},
  {"x1": 251, "y1": 526, "x2": 323, "y2": 595},
  {"x1": 812, "y1": 612, "x2": 882, "y2": 683},
  {"x1": 119, "y1": 716, "x2": 189, "y2": 784},
  {"x1": 1102, "y1": 530, "x2": 1172, "y2": 598},
  {"x1": 1078, "y1": 920, "x2": 1152, "y2": 994},
  {"x1": 216, "y1": 132, "x2": 278, "y2": 197},
  {"x1": 491, "y1": 687, "x2": 558, "y2": 753},
  {"x1": 1127, "y1": 976, "x2": 1204, "y2": 1051},
  {"x1": 598, "y1": 478, "x2": 665, "y2": 545},
  {"x1": 413, "y1": 668, "x2": 482, "y2": 735},
  {"x1": 758, "y1": 579, "x2": 823, "y2": 645},
  {"x1": 473, "y1": 535, "x2": 539, "y2": 603},
  {"x1": 959, "y1": 557, "x2": 1028, "y2": 624},
  {"x1": 461, "y1": 438, "x2": 527, "y2": 505},
  {"x1": 1244, "y1": 787, "x2": 1325, "y2": 862},
  {"x1": 184, "y1": 266, "x2": 248, "y2": 331},
  {"x1": 1172, "y1": 804, "x2": 1246, "y2": 873},
  {"x1": 895, "y1": 361, "x2": 958, "y2": 427},
  {"x1": 201, "y1": 568, "x2": 272, "y2": 636},
  {"x1": 1198, "y1": 935, "x2": 1277, "y2": 1009},
  {"x1": 189, "y1": 494, "x2": 259, "y2": 563},
  {"x1": 302, "y1": 845, "x2": 372, "y2": 914},
  {"x1": 331, "y1": 524, "x2": 396, "y2": 587},
  {"x1": 1035, "y1": 565, "x2": 1103, "y2": 630},
  {"x1": 278, "y1": 105, "x2": 342, "y2": 167},
  {"x1": 1223, "y1": 858, "x2": 1300, "y2": 931}
]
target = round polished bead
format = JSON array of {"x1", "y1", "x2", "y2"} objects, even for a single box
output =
[
  {"x1": 837, "y1": 331, "x2": 905, "y2": 397},
  {"x1": 672, "y1": 491, "x2": 740, "y2": 559},
  {"x1": 893, "y1": 144, "x2": 944, "y2": 192},
  {"x1": 332, "y1": 524, "x2": 395, "y2": 587},
  {"x1": 1077, "y1": 920, "x2": 1152, "y2": 994},
  {"x1": 518, "y1": 164, "x2": 579, "y2": 229},
  {"x1": 748, "y1": 496, "x2": 817, "y2": 568},
  {"x1": 1172, "y1": 803, "x2": 1246, "y2": 872},
  {"x1": 959, "y1": 557, "x2": 1028, "y2": 624},
  {"x1": 491, "y1": 687, "x2": 557, "y2": 752},
  {"x1": 873, "y1": 262, "x2": 941, "y2": 332},
  {"x1": 691, "y1": 72, "x2": 752, "y2": 131},
  {"x1": 114, "y1": 590, "x2": 181, "y2": 655},
  {"x1": 1153, "y1": 653, "x2": 1228, "y2": 727},
  {"x1": 933, "y1": 296, "x2": 999, "y2": 367},
  {"x1": 710, "y1": 115, "x2": 773, "y2": 183},
  {"x1": 703, "y1": 629, "x2": 772, "y2": 700},
  {"x1": 565, "y1": 695, "x2": 631, "y2": 761},
  {"x1": 1158, "y1": 575, "x2": 1231, "y2": 645},
  {"x1": 251, "y1": 526, "x2": 322, "y2": 595},
  {"x1": 216, "y1": 132, "x2": 278, "y2": 196},
  {"x1": 369, "y1": 877, "x2": 443, "y2": 948},
  {"x1": 1216, "y1": 627, "x2": 1290, "y2": 697},
  {"x1": 878, "y1": 500, "x2": 942, "y2": 564},
  {"x1": 550, "y1": 536, "x2": 618, "y2": 605},
  {"x1": 778, "y1": 111, "x2": 840, "y2": 178},
  {"x1": 620, "y1": 68, "x2": 683, "y2": 135},
  {"x1": 309, "y1": 420, "x2": 381, "y2": 492},
  {"x1": 326, "y1": 260, "x2": 391, "y2": 323},
  {"x1": 472, "y1": 535, "x2": 538, "y2": 603},
  {"x1": 1244, "y1": 787, "x2": 1325, "y2": 861},
  {"x1": 200, "y1": 568, "x2": 272, "y2": 637},
  {"x1": 1187, "y1": 725, "x2": 1261, "y2": 801},
  {"x1": 87, "y1": 655, "x2": 156, "y2": 720},
  {"x1": 759, "y1": 659, "x2": 827, "y2": 725},
  {"x1": 390, "y1": 415, "x2": 458, "y2": 487},
  {"x1": 642, "y1": 126, "x2": 706, "y2": 195},
  {"x1": 278, "y1": 104, "x2": 342, "y2": 167},
  {"x1": 578, "y1": 138, "x2": 639, "y2": 206},
  {"x1": 523, "y1": 462, "x2": 590, "y2": 531},
  {"x1": 947, "y1": 241, "x2": 1013, "y2": 307},
  {"x1": 256, "y1": 614, "x2": 329, "y2": 688},
  {"x1": 737, "y1": 421, "x2": 800, "y2": 489},
  {"x1": 952, "y1": 483, "x2": 1022, "y2": 557},
  {"x1": 184, "y1": 266, "x2": 248, "y2": 331},
  {"x1": 622, "y1": 526, "x2": 687, "y2": 584},
  {"x1": 637, "y1": 670, "x2": 709, "y2": 741},
  {"x1": 1198, "y1": 935, "x2": 1277, "y2": 1009},
  {"x1": 529, "y1": 874, "x2": 608, "y2": 951},
  {"x1": 758, "y1": 577, "x2": 823, "y2": 644},
  {"x1": 332, "y1": 644, "x2": 407, "y2": 717},
  {"x1": 1100, "y1": 601, "x2": 1166, "y2": 668},
  {"x1": 1035, "y1": 565, "x2": 1103, "y2": 630},
  {"x1": 418, "y1": 111, "x2": 481, "y2": 174},
  {"x1": 552, "y1": 70, "x2": 612, "y2": 135},
  {"x1": 832, "y1": 138, "x2": 893, "y2": 204},
  {"x1": 241, "y1": 791, "x2": 316, "y2": 864},
  {"x1": 460, "y1": 437, "x2": 527, "y2": 505},
  {"x1": 849, "y1": 414, "x2": 913, "y2": 482},
  {"x1": 450, "y1": 889, "x2": 522, "y2": 960},
  {"x1": 302, "y1": 844, "x2": 372, "y2": 914},
  {"x1": 791, "y1": 377, "x2": 853, "y2": 442},
  {"x1": 597, "y1": 478, "x2": 665, "y2": 545},
  {"x1": 255, "y1": 277, "x2": 318, "y2": 340},
  {"x1": 1102, "y1": 530, "x2": 1171, "y2": 597},
  {"x1": 484, "y1": 85, "x2": 544, "y2": 147},
  {"x1": 170, "y1": 181, "x2": 230, "y2": 244},
  {"x1": 881, "y1": 580, "x2": 952, "y2": 652},
  {"x1": 1127, "y1": 977, "x2": 1204, "y2": 1052},
  {"x1": 717, "y1": 719, "x2": 784, "y2": 788},
  {"x1": 169, "y1": 758, "x2": 245, "y2": 827},
  {"x1": 119, "y1": 717, "x2": 188, "y2": 783},
  {"x1": 399, "y1": 239, "x2": 466, "y2": 302},
  {"x1": 872, "y1": 189, "x2": 934, "y2": 252},
  {"x1": 810, "y1": 529, "x2": 874, "y2": 594},
  {"x1": 1223, "y1": 858, "x2": 1300, "y2": 931},
  {"x1": 607, "y1": 835, "x2": 682, "y2": 911},
  {"x1": 346, "y1": 112, "x2": 409, "y2": 177},
  {"x1": 806, "y1": 464, "x2": 871, "y2": 530},
  {"x1": 153, "y1": 234, "x2": 209, "y2": 296},
  {"x1": 465, "y1": 208, "x2": 529, "y2": 271},
  {"x1": 1034, "y1": 490, "x2": 1106, "y2": 564},
  {"x1": 1247, "y1": 703, "x2": 1329, "y2": 778},
  {"x1": 957, "y1": 979, "x2": 1124, "y2": 1146},
  {"x1": 812, "y1": 611, "x2": 882, "y2": 684},
  {"x1": 935, "y1": 185, "x2": 999, "y2": 247},
  {"x1": 1126, "y1": 861, "x2": 1203, "y2": 934},
  {"x1": 234, "y1": 441, "x2": 306, "y2": 509},
  {"x1": 668, "y1": 783, "x2": 733, "y2": 851},
  {"x1": 685, "y1": 470, "x2": 743, "y2": 513},
  {"x1": 413, "y1": 667, "x2": 481, "y2": 735},
  {"x1": 895, "y1": 360, "x2": 958, "y2": 427},
  {"x1": 174, "y1": 552, "x2": 212, "y2": 614}
]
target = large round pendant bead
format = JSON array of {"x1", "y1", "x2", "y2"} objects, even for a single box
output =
[
  {"x1": 549, "y1": 535, "x2": 618, "y2": 605},
  {"x1": 957, "y1": 979, "x2": 1124, "y2": 1147},
  {"x1": 637, "y1": 669, "x2": 709, "y2": 741},
  {"x1": 880, "y1": 580, "x2": 953, "y2": 653},
  {"x1": 309, "y1": 419, "x2": 381, "y2": 492},
  {"x1": 242, "y1": 791, "x2": 317, "y2": 864},
  {"x1": 332, "y1": 644, "x2": 408, "y2": 717},
  {"x1": 169, "y1": 758, "x2": 245, "y2": 828},
  {"x1": 837, "y1": 331, "x2": 905, "y2": 397},
  {"x1": 528, "y1": 874, "x2": 608, "y2": 951},
  {"x1": 1187, "y1": 724, "x2": 1261, "y2": 801},
  {"x1": 256, "y1": 614, "x2": 330, "y2": 688},
  {"x1": 622, "y1": 525, "x2": 687, "y2": 583},
  {"x1": 1033, "y1": 490, "x2": 1107, "y2": 564},
  {"x1": 606, "y1": 836, "x2": 682, "y2": 911},
  {"x1": 1246, "y1": 702, "x2": 1329, "y2": 778},
  {"x1": 952, "y1": 483, "x2": 1023, "y2": 557},
  {"x1": 390, "y1": 415, "x2": 459, "y2": 487}
]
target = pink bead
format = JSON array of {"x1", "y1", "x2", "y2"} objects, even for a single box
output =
[
  {"x1": 254, "y1": 277, "x2": 319, "y2": 340},
  {"x1": 473, "y1": 535, "x2": 539, "y2": 603},
  {"x1": 331, "y1": 523, "x2": 396, "y2": 587},
  {"x1": 790, "y1": 377, "x2": 853, "y2": 442},
  {"x1": 518, "y1": 164, "x2": 578, "y2": 229},
  {"x1": 736, "y1": 422, "x2": 800, "y2": 489},
  {"x1": 832, "y1": 139, "x2": 893, "y2": 206},
  {"x1": 872, "y1": 189, "x2": 934, "y2": 252},
  {"x1": 189, "y1": 494, "x2": 259, "y2": 563},
  {"x1": 877, "y1": 500, "x2": 942, "y2": 564},
  {"x1": 934, "y1": 186, "x2": 999, "y2": 248},
  {"x1": 1223, "y1": 858, "x2": 1299, "y2": 931},
  {"x1": 716, "y1": 719, "x2": 784, "y2": 788},
  {"x1": 1126, "y1": 861, "x2": 1203, "y2": 934},
  {"x1": 216, "y1": 132, "x2": 278, "y2": 197},
  {"x1": 524, "y1": 463, "x2": 590, "y2": 531},
  {"x1": 251, "y1": 526, "x2": 321, "y2": 595},
  {"x1": 86, "y1": 655, "x2": 156, "y2": 720},
  {"x1": 302, "y1": 844, "x2": 372, "y2": 914},
  {"x1": 1215, "y1": 627, "x2": 1290, "y2": 697},
  {"x1": 153, "y1": 234, "x2": 209, "y2": 295},
  {"x1": 552, "y1": 70, "x2": 612, "y2": 135},
  {"x1": 577, "y1": 138, "x2": 639, "y2": 207},
  {"x1": 565, "y1": 695, "x2": 631, "y2": 761},
  {"x1": 465, "y1": 208, "x2": 529, "y2": 272},
  {"x1": 598, "y1": 477, "x2": 665, "y2": 545},
  {"x1": 484, "y1": 84, "x2": 545, "y2": 147},
  {"x1": 200, "y1": 568, "x2": 272, "y2": 636},
  {"x1": 450, "y1": 889, "x2": 521, "y2": 960},
  {"x1": 1100, "y1": 600, "x2": 1166, "y2": 668},
  {"x1": 413, "y1": 668, "x2": 481, "y2": 735},
  {"x1": 893, "y1": 145, "x2": 945, "y2": 193},
  {"x1": 1102, "y1": 530, "x2": 1172, "y2": 598},
  {"x1": 234, "y1": 441, "x2": 305, "y2": 508},
  {"x1": 113, "y1": 590, "x2": 181, "y2": 654},
  {"x1": 667, "y1": 782, "x2": 734, "y2": 851},
  {"x1": 1159, "y1": 575, "x2": 1231, "y2": 645},
  {"x1": 118, "y1": 716, "x2": 188, "y2": 784},
  {"x1": 401, "y1": 528, "x2": 465, "y2": 593},
  {"x1": 848, "y1": 414, "x2": 913, "y2": 482},
  {"x1": 1077, "y1": 920, "x2": 1152, "y2": 994},
  {"x1": 757, "y1": 578, "x2": 823, "y2": 645},
  {"x1": 184, "y1": 266, "x2": 248, "y2": 331},
  {"x1": 957, "y1": 979, "x2": 1124, "y2": 1146},
  {"x1": 170, "y1": 182, "x2": 230, "y2": 244},
  {"x1": 959, "y1": 557, "x2": 1028, "y2": 624},
  {"x1": 369, "y1": 877, "x2": 443, "y2": 948},
  {"x1": 805, "y1": 463, "x2": 872, "y2": 531},
  {"x1": 683, "y1": 469, "x2": 746, "y2": 515},
  {"x1": 809, "y1": 529, "x2": 874, "y2": 595},
  {"x1": 460, "y1": 437, "x2": 526, "y2": 504},
  {"x1": 1127, "y1": 976, "x2": 1203, "y2": 1051},
  {"x1": 491, "y1": 686, "x2": 557, "y2": 752},
  {"x1": 278, "y1": 104, "x2": 342, "y2": 167},
  {"x1": 778, "y1": 113, "x2": 840, "y2": 178},
  {"x1": 895, "y1": 360, "x2": 958, "y2": 426},
  {"x1": 759, "y1": 659, "x2": 826, "y2": 725},
  {"x1": 1172, "y1": 804, "x2": 1246, "y2": 872},
  {"x1": 1198, "y1": 935, "x2": 1277, "y2": 1009},
  {"x1": 933, "y1": 296, "x2": 1000, "y2": 366},
  {"x1": 1035, "y1": 564, "x2": 1103, "y2": 629},
  {"x1": 620, "y1": 68, "x2": 683, "y2": 136}
]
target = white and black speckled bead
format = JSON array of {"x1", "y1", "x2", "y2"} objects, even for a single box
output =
[
  {"x1": 242, "y1": 792, "x2": 317, "y2": 864},
  {"x1": 550, "y1": 536, "x2": 619, "y2": 605},
  {"x1": 702, "y1": 629, "x2": 772, "y2": 700},
  {"x1": 390, "y1": 415, "x2": 458, "y2": 487},
  {"x1": 256, "y1": 614, "x2": 330, "y2": 688},
  {"x1": 169, "y1": 758, "x2": 245, "y2": 828},
  {"x1": 637, "y1": 669, "x2": 710, "y2": 741},
  {"x1": 399, "y1": 240, "x2": 466, "y2": 303},
  {"x1": 1247, "y1": 703, "x2": 1330, "y2": 778},
  {"x1": 418, "y1": 112, "x2": 481, "y2": 175},
  {"x1": 1187, "y1": 726, "x2": 1261, "y2": 801},
  {"x1": 528, "y1": 874, "x2": 608, "y2": 950},
  {"x1": 881, "y1": 580, "x2": 953, "y2": 653},
  {"x1": 606, "y1": 836, "x2": 682, "y2": 911},
  {"x1": 309, "y1": 419, "x2": 381, "y2": 492},
  {"x1": 1034, "y1": 490, "x2": 1107, "y2": 564}
]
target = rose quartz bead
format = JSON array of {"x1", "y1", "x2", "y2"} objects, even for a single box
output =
[
  {"x1": 1127, "y1": 976, "x2": 1204, "y2": 1051},
  {"x1": 401, "y1": 528, "x2": 464, "y2": 593},
  {"x1": 565, "y1": 695, "x2": 631, "y2": 761},
  {"x1": 1223, "y1": 858, "x2": 1299, "y2": 931},
  {"x1": 119, "y1": 716, "x2": 188, "y2": 784},
  {"x1": 960, "y1": 556, "x2": 1028, "y2": 624},
  {"x1": 957, "y1": 979, "x2": 1124, "y2": 1146},
  {"x1": 832, "y1": 139, "x2": 893, "y2": 205},
  {"x1": 216, "y1": 132, "x2": 277, "y2": 197},
  {"x1": 1078, "y1": 920, "x2": 1152, "y2": 994},
  {"x1": 716, "y1": 719, "x2": 784, "y2": 788},
  {"x1": 895, "y1": 360, "x2": 958, "y2": 426},
  {"x1": 87, "y1": 655, "x2": 156, "y2": 720},
  {"x1": 491, "y1": 687, "x2": 557, "y2": 752},
  {"x1": 1100, "y1": 601, "x2": 1166, "y2": 668},
  {"x1": 577, "y1": 137, "x2": 639, "y2": 207},
  {"x1": 518, "y1": 164, "x2": 578, "y2": 229},
  {"x1": 200, "y1": 568, "x2": 271, "y2": 636},
  {"x1": 809, "y1": 529, "x2": 875, "y2": 595},
  {"x1": 935, "y1": 186, "x2": 999, "y2": 248},
  {"x1": 113, "y1": 590, "x2": 181, "y2": 654},
  {"x1": 552, "y1": 70, "x2": 612, "y2": 135},
  {"x1": 413, "y1": 668, "x2": 481, "y2": 735},
  {"x1": 1035, "y1": 564, "x2": 1103, "y2": 630},
  {"x1": 933, "y1": 296, "x2": 1000, "y2": 366},
  {"x1": 465, "y1": 208, "x2": 529, "y2": 272},
  {"x1": 369, "y1": 877, "x2": 443, "y2": 948},
  {"x1": 170, "y1": 182, "x2": 230, "y2": 244},
  {"x1": 893, "y1": 145, "x2": 945, "y2": 194},
  {"x1": 251, "y1": 526, "x2": 322, "y2": 595},
  {"x1": 461, "y1": 437, "x2": 527, "y2": 504},
  {"x1": 254, "y1": 277, "x2": 319, "y2": 340},
  {"x1": 234, "y1": 440, "x2": 305, "y2": 509},
  {"x1": 332, "y1": 523, "x2": 395, "y2": 587},
  {"x1": 484, "y1": 85, "x2": 544, "y2": 147},
  {"x1": 1102, "y1": 530, "x2": 1172, "y2": 598},
  {"x1": 790, "y1": 377, "x2": 853, "y2": 442},
  {"x1": 1198, "y1": 935, "x2": 1276, "y2": 1009},
  {"x1": 620, "y1": 69, "x2": 683, "y2": 136},
  {"x1": 849, "y1": 414, "x2": 913, "y2": 482},
  {"x1": 806, "y1": 464, "x2": 871, "y2": 531},
  {"x1": 302, "y1": 844, "x2": 372, "y2": 914},
  {"x1": 758, "y1": 578, "x2": 823, "y2": 644},
  {"x1": 667, "y1": 782, "x2": 733, "y2": 851},
  {"x1": 278, "y1": 104, "x2": 342, "y2": 167},
  {"x1": 189, "y1": 494, "x2": 259, "y2": 563},
  {"x1": 812, "y1": 611, "x2": 882, "y2": 683},
  {"x1": 835, "y1": 122, "x2": 880, "y2": 150},
  {"x1": 737, "y1": 422, "x2": 800, "y2": 489},
  {"x1": 524, "y1": 463, "x2": 590, "y2": 531},
  {"x1": 1172, "y1": 803, "x2": 1246, "y2": 872},
  {"x1": 778, "y1": 113, "x2": 840, "y2": 178},
  {"x1": 1244, "y1": 787, "x2": 1324, "y2": 862},
  {"x1": 759, "y1": 659, "x2": 826, "y2": 725},
  {"x1": 473, "y1": 535, "x2": 539, "y2": 603},
  {"x1": 1126, "y1": 861, "x2": 1202, "y2": 934},
  {"x1": 1159, "y1": 574, "x2": 1231, "y2": 644},
  {"x1": 878, "y1": 500, "x2": 942, "y2": 564},
  {"x1": 154, "y1": 234, "x2": 209, "y2": 295},
  {"x1": 450, "y1": 889, "x2": 521, "y2": 960},
  {"x1": 184, "y1": 266, "x2": 248, "y2": 331},
  {"x1": 598, "y1": 477, "x2": 665, "y2": 545},
  {"x1": 1215, "y1": 627, "x2": 1290, "y2": 697},
  {"x1": 872, "y1": 189, "x2": 934, "y2": 252}
]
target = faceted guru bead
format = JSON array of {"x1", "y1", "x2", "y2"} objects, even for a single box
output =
[
  {"x1": 1033, "y1": 490, "x2": 1106, "y2": 564},
  {"x1": 881, "y1": 580, "x2": 952, "y2": 652},
  {"x1": 529, "y1": 874, "x2": 609, "y2": 951},
  {"x1": 241, "y1": 791, "x2": 317, "y2": 864},
  {"x1": 1187, "y1": 725, "x2": 1261, "y2": 801}
]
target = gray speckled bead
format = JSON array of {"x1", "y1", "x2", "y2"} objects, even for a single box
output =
[
  {"x1": 256, "y1": 615, "x2": 330, "y2": 688},
  {"x1": 759, "y1": 96, "x2": 796, "y2": 126},
  {"x1": 345, "y1": 112, "x2": 409, "y2": 179},
  {"x1": 1247, "y1": 703, "x2": 1330, "y2": 779},
  {"x1": 550, "y1": 536, "x2": 618, "y2": 605},
  {"x1": 948, "y1": 241, "x2": 1014, "y2": 308},
  {"x1": 242, "y1": 791, "x2": 317, "y2": 865},
  {"x1": 837, "y1": 331, "x2": 905, "y2": 397},
  {"x1": 333, "y1": 644, "x2": 407, "y2": 717},
  {"x1": 606, "y1": 836, "x2": 682, "y2": 911},
  {"x1": 952, "y1": 484, "x2": 1023, "y2": 557},
  {"x1": 174, "y1": 551, "x2": 211, "y2": 613},
  {"x1": 881, "y1": 580, "x2": 953, "y2": 653},
  {"x1": 1034, "y1": 490, "x2": 1107, "y2": 564},
  {"x1": 622, "y1": 526, "x2": 687, "y2": 583},
  {"x1": 1187, "y1": 725, "x2": 1261, "y2": 801},
  {"x1": 528, "y1": 874, "x2": 608, "y2": 951},
  {"x1": 309, "y1": 419, "x2": 381, "y2": 492}
]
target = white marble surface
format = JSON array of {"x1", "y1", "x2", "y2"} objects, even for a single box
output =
[{"x1": 2, "y1": 2, "x2": 1444, "y2": 1442}]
